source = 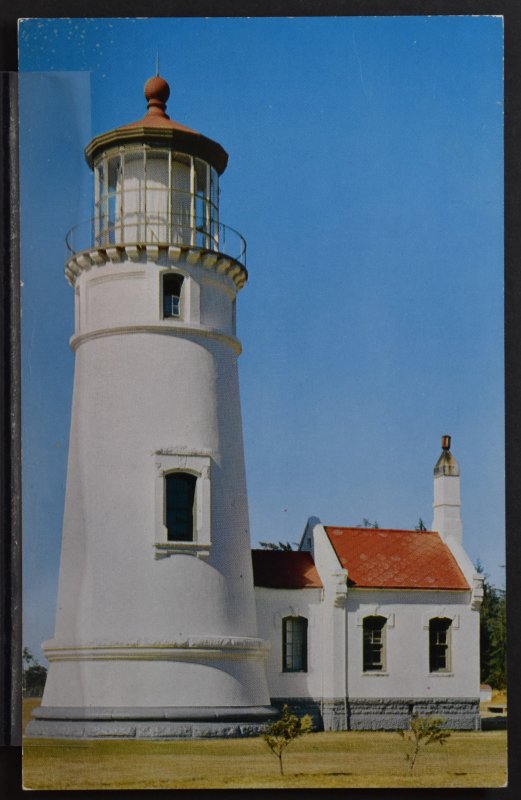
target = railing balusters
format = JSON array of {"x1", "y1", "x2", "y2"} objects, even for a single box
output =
[{"x1": 66, "y1": 187, "x2": 246, "y2": 266}]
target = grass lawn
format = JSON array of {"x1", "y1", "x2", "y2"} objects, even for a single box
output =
[{"x1": 23, "y1": 729, "x2": 507, "y2": 789}]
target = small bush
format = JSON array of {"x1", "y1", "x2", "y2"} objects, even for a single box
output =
[
  {"x1": 398, "y1": 716, "x2": 451, "y2": 773},
  {"x1": 263, "y1": 705, "x2": 313, "y2": 775}
]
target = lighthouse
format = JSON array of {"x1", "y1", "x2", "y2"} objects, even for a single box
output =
[{"x1": 28, "y1": 74, "x2": 274, "y2": 738}]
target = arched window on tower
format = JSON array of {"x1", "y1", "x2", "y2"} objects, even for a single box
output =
[
  {"x1": 282, "y1": 616, "x2": 308, "y2": 672},
  {"x1": 165, "y1": 472, "x2": 196, "y2": 542},
  {"x1": 429, "y1": 617, "x2": 452, "y2": 672},
  {"x1": 162, "y1": 273, "x2": 184, "y2": 319},
  {"x1": 363, "y1": 616, "x2": 387, "y2": 672}
]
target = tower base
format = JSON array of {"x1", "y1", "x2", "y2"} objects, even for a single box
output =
[{"x1": 25, "y1": 705, "x2": 278, "y2": 739}]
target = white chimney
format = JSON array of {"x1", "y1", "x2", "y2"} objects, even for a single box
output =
[{"x1": 432, "y1": 434, "x2": 463, "y2": 546}]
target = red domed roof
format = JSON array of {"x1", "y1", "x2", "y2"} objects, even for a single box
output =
[
  {"x1": 120, "y1": 74, "x2": 196, "y2": 133},
  {"x1": 84, "y1": 74, "x2": 229, "y2": 174}
]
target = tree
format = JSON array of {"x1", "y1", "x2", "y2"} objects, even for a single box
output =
[
  {"x1": 262, "y1": 705, "x2": 313, "y2": 776},
  {"x1": 22, "y1": 648, "x2": 47, "y2": 697},
  {"x1": 475, "y1": 561, "x2": 507, "y2": 689},
  {"x1": 259, "y1": 541, "x2": 295, "y2": 550},
  {"x1": 357, "y1": 519, "x2": 379, "y2": 529},
  {"x1": 397, "y1": 716, "x2": 451, "y2": 773}
]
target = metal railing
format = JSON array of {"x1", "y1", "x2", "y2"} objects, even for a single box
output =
[{"x1": 66, "y1": 207, "x2": 246, "y2": 266}]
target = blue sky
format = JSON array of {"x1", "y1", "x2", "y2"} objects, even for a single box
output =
[{"x1": 19, "y1": 16, "x2": 504, "y2": 662}]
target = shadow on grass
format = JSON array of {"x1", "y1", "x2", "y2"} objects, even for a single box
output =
[{"x1": 294, "y1": 772, "x2": 354, "y2": 777}]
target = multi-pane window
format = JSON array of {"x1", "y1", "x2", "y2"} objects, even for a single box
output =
[
  {"x1": 165, "y1": 472, "x2": 196, "y2": 541},
  {"x1": 93, "y1": 147, "x2": 218, "y2": 249},
  {"x1": 163, "y1": 273, "x2": 184, "y2": 318},
  {"x1": 282, "y1": 616, "x2": 308, "y2": 672},
  {"x1": 429, "y1": 618, "x2": 452, "y2": 672},
  {"x1": 363, "y1": 616, "x2": 386, "y2": 672}
]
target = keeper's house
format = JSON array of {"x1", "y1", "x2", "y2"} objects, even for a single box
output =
[{"x1": 252, "y1": 436, "x2": 483, "y2": 731}]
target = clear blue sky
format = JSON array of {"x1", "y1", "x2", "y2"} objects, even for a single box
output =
[{"x1": 19, "y1": 17, "x2": 504, "y2": 663}]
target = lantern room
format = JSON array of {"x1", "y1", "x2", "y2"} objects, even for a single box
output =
[
  {"x1": 79, "y1": 74, "x2": 245, "y2": 263},
  {"x1": 90, "y1": 145, "x2": 220, "y2": 249}
]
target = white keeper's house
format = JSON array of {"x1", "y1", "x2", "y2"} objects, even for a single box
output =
[
  {"x1": 27, "y1": 73, "x2": 483, "y2": 738},
  {"x1": 252, "y1": 433, "x2": 483, "y2": 731}
]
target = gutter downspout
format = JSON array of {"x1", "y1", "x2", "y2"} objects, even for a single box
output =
[
  {"x1": 320, "y1": 587, "x2": 325, "y2": 725},
  {"x1": 344, "y1": 582, "x2": 348, "y2": 731}
]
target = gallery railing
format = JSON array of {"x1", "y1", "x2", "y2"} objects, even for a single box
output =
[{"x1": 66, "y1": 191, "x2": 246, "y2": 266}]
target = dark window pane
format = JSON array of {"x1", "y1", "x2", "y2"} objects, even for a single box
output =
[
  {"x1": 163, "y1": 273, "x2": 184, "y2": 318},
  {"x1": 429, "y1": 618, "x2": 451, "y2": 672},
  {"x1": 363, "y1": 616, "x2": 386, "y2": 671},
  {"x1": 165, "y1": 472, "x2": 196, "y2": 541}
]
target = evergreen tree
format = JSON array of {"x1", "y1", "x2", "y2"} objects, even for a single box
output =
[
  {"x1": 259, "y1": 541, "x2": 295, "y2": 550},
  {"x1": 476, "y1": 561, "x2": 506, "y2": 689},
  {"x1": 22, "y1": 648, "x2": 47, "y2": 697}
]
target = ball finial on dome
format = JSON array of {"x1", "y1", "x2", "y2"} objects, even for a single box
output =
[{"x1": 143, "y1": 75, "x2": 170, "y2": 117}]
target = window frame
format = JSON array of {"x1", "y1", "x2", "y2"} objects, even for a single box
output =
[
  {"x1": 282, "y1": 615, "x2": 308, "y2": 673},
  {"x1": 162, "y1": 271, "x2": 184, "y2": 319},
  {"x1": 362, "y1": 615, "x2": 387, "y2": 673},
  {"x1": 429, "y1": 617, "x2": 452, "y2": 673},
  {"x1": 154, "y1": 450, "x2": 211, "y2": 556}
]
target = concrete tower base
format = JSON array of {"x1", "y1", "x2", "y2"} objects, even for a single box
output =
[{"x1": 26, "y1": 705, "x2": 277, "y2": 739}]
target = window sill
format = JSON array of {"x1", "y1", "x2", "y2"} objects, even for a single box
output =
[
  {"x1": 362, "y1": 671, "x2": 389, "y2": 677},
  {"x1": 280, "y1": 670, "x2": 308, "y2": 675},
  {"x1": 428, "y1": 671, "x2": 454, "y2": 677},
  {"x1": 154, "y1": 542, "x2": 210, "y2": 559}
]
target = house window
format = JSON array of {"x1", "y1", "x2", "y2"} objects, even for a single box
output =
[
  {"x1": 363, "y1": 616, "x2": 386, "y2": 672},
  {"x1": 282, "y1": 616, "x2": 308, "y2": 672},
  {"x1": 162, "y1": 273, "x2": 184, "y2": 318},
  {"x1": 165, "y1": 472, "x2": 196, "y2": 541},
  {"x1": 429, "y1": 617, "x2": 452, "y2": 672}
]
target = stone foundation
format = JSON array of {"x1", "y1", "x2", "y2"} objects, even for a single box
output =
[
  {"x1": 26, "y1": 697, "x2": 481, "y2": 738},
  {"x1": 271, "y1": 697, "x2": 481, "y2": 731}
]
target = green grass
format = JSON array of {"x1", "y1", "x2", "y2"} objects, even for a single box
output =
[{"x1": 23, "y1": 730, "x2": 507, "y2": 789}]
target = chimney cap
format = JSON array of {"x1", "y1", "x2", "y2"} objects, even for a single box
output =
[{"x1": 434, "y1": 434, "x2": 460, "y2": 477}]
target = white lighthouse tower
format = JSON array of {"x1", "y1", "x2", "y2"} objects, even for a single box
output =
[{"x1": 28, "y1": 74, "x2": 274, "y2": 738}]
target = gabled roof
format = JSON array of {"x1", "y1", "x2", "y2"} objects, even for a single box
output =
[
  {"x1": 252, "y1": 550, "x2": 323, "y2": 589},
  {"x1": 324, "y1": 527, "x2": 470, "y2": 590}
]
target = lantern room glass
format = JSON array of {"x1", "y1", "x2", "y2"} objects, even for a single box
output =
[{"x1": 93, "y1": 145, "x2": 219, "y2": 249}]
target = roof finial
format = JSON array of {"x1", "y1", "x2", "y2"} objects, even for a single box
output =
[
  {"x1": 156, "y1": 51, "x2": 159, "y2": 77},
  {"x1": 143, "y1": 74, "x2": 170, "y2": 119}
]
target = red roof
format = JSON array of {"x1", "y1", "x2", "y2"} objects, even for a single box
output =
[
  {"x1": 324, "y1": 527, "x2": 469, "y2": 590},
  {"x1": 121, "y1": 75, "x2": 198, "y2": 134},
  {"x1": 252, "y1": 550, "x2": 323, "y2": 589}
]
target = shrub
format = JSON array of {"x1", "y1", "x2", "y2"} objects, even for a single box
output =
[
  {"x1": 262, "y1": 705, "x2": 313, "y2": 775},
  {"x1": 398, "y1": 716, "x2": 451, "y2": 773}
]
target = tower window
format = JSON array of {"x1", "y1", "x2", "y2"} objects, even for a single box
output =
[
  {"x1": 282, "y1": 616, "x2": 308, "y2": 672},
  {"x1": 363, "y1": 616, "x2": 386, "y2": 672},
  {"x1": 162, "y1": 273, "x2": 184, "y2": 318},
  {"x1": 429, "y1": 618, "x2": 452, "y2": 672},
  {"x1": 165, "y1": 472, "x2": 196, "y2": 541}
]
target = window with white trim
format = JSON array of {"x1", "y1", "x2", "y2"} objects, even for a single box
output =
[{"x1": 154, "y1": 450, "x2": 211, "y2": 555}]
